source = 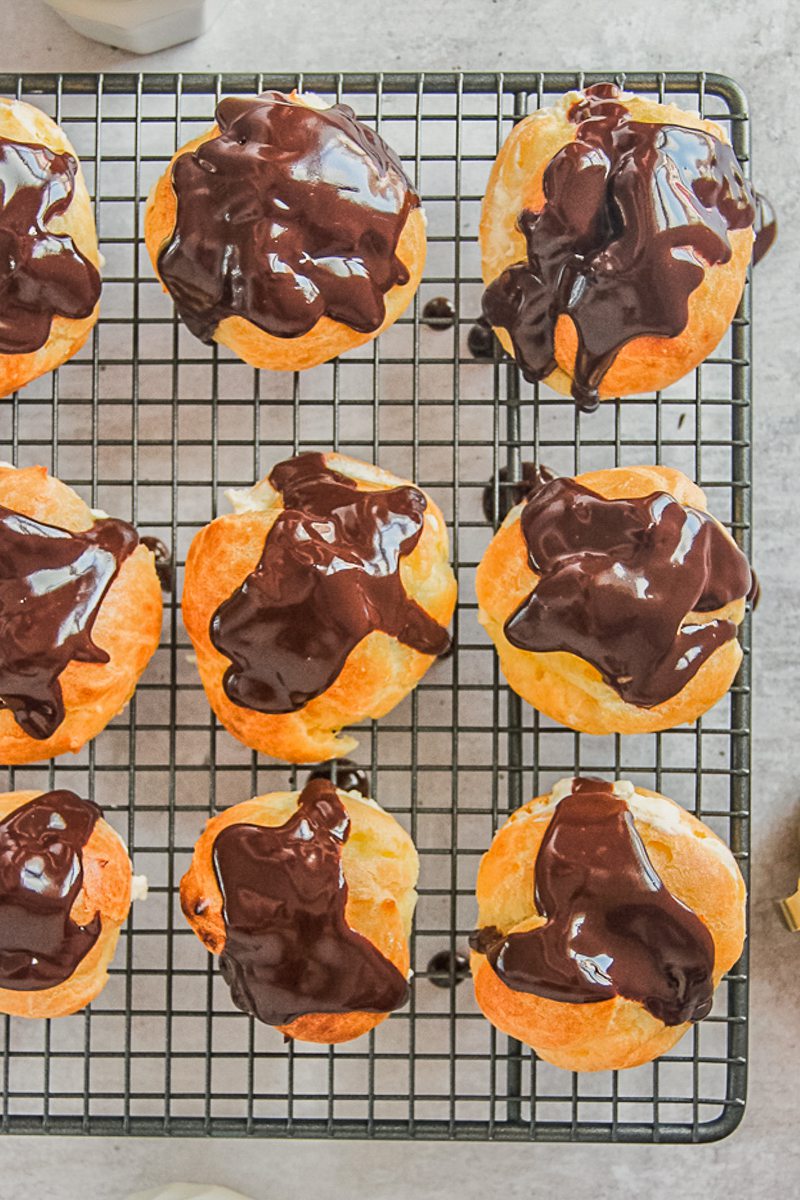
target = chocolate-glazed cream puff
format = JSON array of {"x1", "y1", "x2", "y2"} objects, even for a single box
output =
[
  {"x1": 144, "y1": 91, "x2": 426, "y2": 372},
  {"x1": 470, "y1": 776, "x2": 746, "y2": 1072},
  {"x1": 0, "y1": 464, "x2": 163, "y2": 764},
  {"x1": 181, "y1": 778, "x2": 418, "y2": 1044},
  {"x1": 480, "y1": 83, "x2": 758, "y2": 409},
  {"x1": 0, "y1": 98, "x2": 101, "y2": 398},
  {"x1": 0, "y1": 788, "x2": 142, "y2": 1018},
  {"x1": 476, "y1": 465, "x2": 754, "y2": 735},
  {"x1": 182, "y1": 451, "x2": 456, "y2": 763}
]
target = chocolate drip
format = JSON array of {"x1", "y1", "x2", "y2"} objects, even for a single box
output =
[
  {"x1": 0, "y1": 790, "x2": 101, "y2": 991},
  {"x1": 0, "y1": 506, "x2": 139, "y2": 738},
  {"x1": 0, "y1": 137, "x2": 100, "y2": 355},
  {"x1": 468, "y1": 924, "x2": 504, "y2": 957},
  {"x1": 306, "y1": 758, "x2": 370, "y2": 799},
  {"x1": 474, "y1": 778, "x2": 715, "y2": 1026},
  {"x1": 213, "y1": 778, "x2": 409, "y2": 1026},
  {"x1": 752, "y1": 192, "x2": 777, "y2": 266},
  {"x1": 158, "y1": 93, "x2": 419, "y2": 344},
  {"x1": 482, "y1": 83, "x2": 756, "y2": 411},
  {"x1": 482, "y1": 462, "x2": 557, "y2": 525},
  {"x1": 211, "y1": 453, "x2": 450, "y2": 715},
  {"x1": 141, "y1": 535, "x2": 173, "y2": 592},
  {"x1": 505, "y1": 477, "x2": 752, "y2": 709}
]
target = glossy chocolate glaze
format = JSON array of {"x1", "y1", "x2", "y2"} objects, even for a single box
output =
[
  {"x1": 158, "y1": 93, "x2": 419, "y2": 344},
  {"x1": 752, "y1": 192, "x2": 777, "y2": 266},
  {"x1": 421, "y1": 296, "x2": 455, "y2": 329},
  {"x1": 213, "y1": 778, "x2": 409, "y2": 1026},
  {"x1": 0, "y1": 790, "x2": 101, "y2": 991},
  {"x1": 0, "y1": 505, "x2": 139, "y2": 739},
  {"x1": 141, "y1": 535, "x2": 173, "y2": 592},
  {"x1": 473, "y1": 778, "x2": 715, "y2": 1026},
  {"x1": 211, "y1": 453, "x2": 450, "y2": 715},
  {"x1": 306, "y1": 758, "x2": 370, "y2": 799},
  {"x1": 504, "y1": 477, "x2": 752, "y2": 708},
  {"x1": 482, "y1": 462, "x2": 557, "y2": 525},
  {"x1": 482, "y1": 83, "x2": 756, "y2": 411},
  {"x1": 0, "y1": 137, "x2": 100, "y2": 356}
]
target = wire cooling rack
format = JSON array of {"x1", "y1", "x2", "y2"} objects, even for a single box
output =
[{"x1": 0, "y1": 71, "x2": 751, "y2": 1143}]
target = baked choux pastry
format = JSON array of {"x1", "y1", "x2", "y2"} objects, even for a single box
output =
[
  {"x1": 0, "y1": 788, "x2": 140, "y2": 1018},
  {"x1": 144, "y1": 90, "x2": 425, "y2": 371},
  {"x1": 0, "y1": 98, "x2": 101, "y2": 397},
  {"x1": 182, "y1": 451, "x2": 456, "y2": 763},
  {"x1": 470, "y1": 776, "x2": 746, "y2": 1072},
  {"x1": 180, "y1": 777, "x2": 418, "y2": 1044},
  {"x1": 476, "y1": 464, "x2": 754, "y2": 735},
  {"x1": 479, "y1": 82, "x2": 756, "y2": 409},
  {"x1": 0, "y1": 464, "x2": 163, "y2": 764}
]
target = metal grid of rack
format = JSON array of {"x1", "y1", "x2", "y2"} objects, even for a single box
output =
[{"x1": 0, "y1": 71, "x2": 751, "y2": 1142}]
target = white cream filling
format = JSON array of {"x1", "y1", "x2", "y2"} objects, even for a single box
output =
[
  {"x1": 225, "y1": 478, "x2": 278, "y2": 514},
  {"x1": 130, "y1": 874, "x2": 149, "y2": 902}
]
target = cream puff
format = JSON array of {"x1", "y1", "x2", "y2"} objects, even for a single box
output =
[
  {"x1": 180, "y1": 777, "x2": 418, "y2": 1044},
  {"x1": 480, "y1": 82, "x2": 756, "y2": 409},
  {"x1": 144, "y1": 90, "x2": 425, "y2": 371},
  {"x1": 470, "y1": 776, "x2": 746, "y2": 1072},
  {"x1": 0, "y1": 464, "x2": 163, "y2": 764},
  {"x1": 0, "y1": 788, "x2": 139, "y2": 1018},
  {"x1": 182, "y1": 451, "x2": 456, "y2": 763},
  {"x1": 0, "y1": 98, "x2": 101, "y2": 398},
  {"x1": 476, "y1": 465, "x2": 754, "y2": 735}
]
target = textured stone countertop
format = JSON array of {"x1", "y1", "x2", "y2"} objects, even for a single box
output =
[{"x1": 0, "y1": 0, "x2": 798, "y2": 1195}]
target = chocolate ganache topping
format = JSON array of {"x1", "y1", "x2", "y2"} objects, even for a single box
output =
[
  {"x1": 0, "y1": 790, "x2": 101, "y2": 991},
  {"x1": 211, "y1": 453, "x2": 451, "y2": 715},
  {"x1": 504, "y1": 477, "x2": 753, "y2": 708},
  {"x1": 0, "y1": 505, "x2": 139, "y2": 738},
  {"x1": 212, "y1": 778, "x2": 409, "y2": 1026},
  {"x1": 0, "y1": 137, "x2": 101, "y2": 355},
  {"x1": 471, "y1": 778, "x2": 715, "y2": 1026},
  {"x1": 482, "y1": 82, "x2": 756, "y2": 411},
  {"x1": 157, "y1": 92, "x2": 419, "y2": 344}
]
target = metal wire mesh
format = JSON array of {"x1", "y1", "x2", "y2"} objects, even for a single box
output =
[{"x1": 0, "y1": 70, "x2": 751, "y2": 1142}]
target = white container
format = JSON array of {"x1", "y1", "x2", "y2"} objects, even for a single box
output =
[{"x1": 42, "y1": 0, "x2": 226, "y2": 55}]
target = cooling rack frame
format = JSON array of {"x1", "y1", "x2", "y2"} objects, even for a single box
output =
[{"x1": 0, "y1": 69, "x2": 751, "y2": 1143}]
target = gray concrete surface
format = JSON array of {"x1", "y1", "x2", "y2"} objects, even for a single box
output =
[{"x1": 0, "y1": 0, "x2": 798, "y2": 1195}]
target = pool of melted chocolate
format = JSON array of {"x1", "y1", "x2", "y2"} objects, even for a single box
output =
[
  {"x1": 211, "y1": 452, "x2": 450, "y2": 715},
  {"x1": 0, "y1": 506, "x2": 139, "y2": 739},
  {"x1": 482, "y1": 83, "x2": 756, "y2": 410},
  {"x1": 212, "y1": 778, "x2": 409, "y2": 1027},
  {"x1": 0, "y1": 137, "x2": 101, "y2": 355},
  {"x1": 158, "y1": 93, "x2": 419, "y2": 344},
  {"x1": 0, "y1": 790, "x2": 102, "y2": 991},
  {"x1": 421, "y1": 296, "x2": 456, "y2": 329},
  {"x1": 504, "y1": 477, "x2": 752, "y2": 708},
  {"x1": 472, "y1": 778, "x2": 715, "y2": 1026}
]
